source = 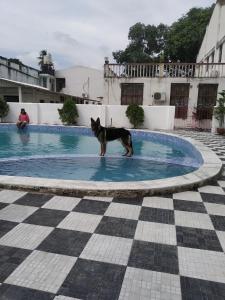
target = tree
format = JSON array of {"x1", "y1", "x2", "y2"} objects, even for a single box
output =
[
  {"x1": 0, "y1": 96, "x2": 9, "y2": 121},
  {"x1": 165, "y1": 6, "x2": 214, "y2": 62},
  {"x1": 113, "y1": 22, "x2": 169, "y2": 63},
  {"x1": 126, "y1": 104, "x2": 144, "y2": 128},
  {"x1": 58, "y1": 98, "x2": 79, "y2": 125},
  {"x1": 112, "y1": 5, "x2": 214, "y2": 63}
]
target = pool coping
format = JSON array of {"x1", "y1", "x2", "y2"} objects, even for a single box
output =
[{"x1": 0, "y1": 127, "x2": 222, "y2": 197}]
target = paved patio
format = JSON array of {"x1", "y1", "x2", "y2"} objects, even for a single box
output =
[{"x1": 0, "y1": 131, "x2": 225, "y2": 299}]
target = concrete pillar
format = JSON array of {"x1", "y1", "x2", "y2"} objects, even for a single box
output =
[{"x1": 18, "y1": 86, "x2": 22, "y2": 103}]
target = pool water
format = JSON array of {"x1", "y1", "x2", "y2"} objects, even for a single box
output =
[{"x1": 0, "y1": 126, "x2": 200, "y2": 182}]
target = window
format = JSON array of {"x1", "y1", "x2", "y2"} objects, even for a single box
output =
[
  {"x1": 4, "y1": 95, "x2": 19, "y2": 102},
  {"x1": 219, "y1": 44, "x2": 223, "y2": 63},
  {"x1": 211, "y1": 51, "x2": 215, "y2": 63},
  {"x1": 56, "y1": 78, "x2": 66, "y2": 92},
  {"x1": 121, "y1": 83, "x2": 144, "y2": 105}
]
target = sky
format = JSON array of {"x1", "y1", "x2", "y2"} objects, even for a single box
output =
[{"x1": 0, "y1": 0, "x2": 215, "y2": 70}]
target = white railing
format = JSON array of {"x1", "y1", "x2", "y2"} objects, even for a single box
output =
[{"x1": 104, "y1": 63, "x2": 225, "y2": 78}]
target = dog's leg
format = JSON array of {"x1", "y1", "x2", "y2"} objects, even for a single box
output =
[
  {"x1": 103, "y1": 143, "x2": 107, "y2": 156},
  {"x1": 100, "y1": 144, "x2": 104, "y2": 156}
]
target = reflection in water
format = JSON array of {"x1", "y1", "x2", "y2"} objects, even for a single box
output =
[
  {"x1": 18, "y1": 129, "x2": 30, "y2": 145},
  {"x1": 0, "y1": 157, "x2": 196, "y2": 182}
]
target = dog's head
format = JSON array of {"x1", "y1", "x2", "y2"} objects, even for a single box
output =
[{"x1": 91, "y1": 117, "x2": 101, "y2": 133}]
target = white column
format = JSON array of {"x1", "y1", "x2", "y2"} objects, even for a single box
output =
[{"x1": 18, "y1": 86, "x2": 22, "y2": 103}]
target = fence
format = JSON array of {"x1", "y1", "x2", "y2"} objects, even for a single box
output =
[
  {"x1": 3, "y1": 103, "x2": 175, "y2": 131},
  {"x1": 104, "y1": 63, "x2": 225, "y2": 78}
]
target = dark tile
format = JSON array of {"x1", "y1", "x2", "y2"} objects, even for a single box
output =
[
  {"x1": 0, "y1": 202, "x2": 8, "y2": 210},
  {"x1": 24, "y1": 208, "x2": 68, "y2": 227},
  {"x1": 95, "y1": 216, "x2": 137, "y2": 239},
  {"x1": 128, "y1": 240, "x2": 179, "y2": 274},
  {"x1": 139, "y1": 207, "x2": 174, "y2": 224},
  {"x1": 112, "y1": 197, "x2": 143, "y2": 206},
  {"x1": 173, "y1": 200, "x2": 207, "y2": 214},
  {"x1": 0, "y1": 245, "x2": 31, "y2": 281},
  {"x1": 38, "y1": 228, "x2": 91, "y2": 257},
  {"x1": 210, "y1": 215, "x2": 225, "y2": 231},
  {"x1": 176, "y1": 226, "x2": 223, "y2": 251},
  {"x1": 200, "y1": 192, "x2": 225, "y2": 205},
  {"x1": 0, "y1": 284, "x2": 55, "y2": 300},
  {"x1": 73, "y1": 199, "x2": 109, "y2": 215},
  {"x1": 181, "y1": 276, "x2": 225, "y2": 300},
  {"x1": 15, "y1": 193, "x2": 53, "y2": 207},
  {"x1": 58, "y1": 258, "x2": 126, "y2": 300},
  {"x1": 0, "y1": 220, "x2": 18, "y2": 238}
]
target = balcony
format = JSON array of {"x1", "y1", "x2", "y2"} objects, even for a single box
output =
[{"x1": 104, "y1": 63, "x2": 225, "y2": 79}]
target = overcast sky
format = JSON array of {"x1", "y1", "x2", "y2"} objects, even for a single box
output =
[{"x1": 0, "y1": 0, "x2": 215, "y2": 70}]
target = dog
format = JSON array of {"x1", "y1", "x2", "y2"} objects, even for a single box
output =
[{"x1": 91, "y1": 117, "x2": 133, "y2": 157}]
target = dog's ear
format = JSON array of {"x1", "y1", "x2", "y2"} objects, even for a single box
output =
[
  {"x1": 91, "y1": 118, "x2": 95, "y2": 124},
  {"x1": 96, "y1": 117, "x2": 100, "y2": 125}
]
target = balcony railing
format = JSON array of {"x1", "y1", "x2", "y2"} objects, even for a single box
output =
[{"x1": 104, "y1": 63, "x2": 225, "y2": 79}]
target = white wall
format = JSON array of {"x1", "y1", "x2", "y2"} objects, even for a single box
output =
[
  {"x1": 3, "y1": 103, "x2": 175, "y2": 131},
  {"x1": 55, "y1": 66, "x2": 104, "y2": 101},
  {"x1": 104, "y1": 77, "x2": 225, "y2": 107},
  {"x1": 197, "y1": 1, "x2": 225, "y2": 63}
]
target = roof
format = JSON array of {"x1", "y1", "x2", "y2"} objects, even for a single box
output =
[{"x1": 0, "y1": 77, "x2": 49, "y2": 91}]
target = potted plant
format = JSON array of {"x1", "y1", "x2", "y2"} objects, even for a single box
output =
[
  {"x1": 214, "y1": 90, "x2": 225, "y2": 135},
  {"x1": 126, "y1": 104, "x2": 144, "y2": 128},
  {"x1": 0, "y1": 96, "x2": 9, "y2": 122},
  {"x1": 58, "y1": 97, "x2": 79, "y2": 125}
]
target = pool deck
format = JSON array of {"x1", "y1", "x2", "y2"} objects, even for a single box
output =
[{"x1": 0, "y1": 130, "x2": 225, "y2": 299}]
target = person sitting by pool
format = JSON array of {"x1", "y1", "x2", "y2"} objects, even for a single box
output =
[{"x1": 17, "y1": 108, "x2": 30, "y2": 129}]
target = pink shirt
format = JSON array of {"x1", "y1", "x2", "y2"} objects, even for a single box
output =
[{"x1": 19, "y1": 114, "x2": 30, "y2": 123}]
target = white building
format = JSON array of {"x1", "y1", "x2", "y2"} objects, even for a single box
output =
[{"x1": 55, "y1": 66, "x2": 104, "y2": 103}]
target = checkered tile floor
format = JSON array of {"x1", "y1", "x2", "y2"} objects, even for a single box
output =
[{"x1": 0, "y1": 131, "x2": 225, "y2": 300}]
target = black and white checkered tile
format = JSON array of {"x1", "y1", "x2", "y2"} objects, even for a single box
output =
[{"x1": 0, "y1": 131, "x2": 225, "y2": 299}]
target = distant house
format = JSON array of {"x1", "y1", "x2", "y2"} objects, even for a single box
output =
[
  {"x1": 102, "y1": 0, "x2": 225, "y2": 130},
  {"x1": 0, "y1": 55, "x2": 101, "y2": 104}
]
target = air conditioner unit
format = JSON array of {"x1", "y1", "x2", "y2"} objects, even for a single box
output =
[{"x1": 153, "y1": 92, "x2": 166, "y2": 101}]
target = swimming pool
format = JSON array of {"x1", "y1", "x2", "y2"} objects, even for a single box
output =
[{"x1": 0, "y1": 124, "x2": 202, "y2": 182}]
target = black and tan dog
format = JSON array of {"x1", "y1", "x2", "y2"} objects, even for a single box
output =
[{"x1": 91, "y1": 118, "x2": 133, "y2": 157}]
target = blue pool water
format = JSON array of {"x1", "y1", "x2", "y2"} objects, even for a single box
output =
[{"x1": 0, "y1": 125, "x2": 202, "y2": 182}]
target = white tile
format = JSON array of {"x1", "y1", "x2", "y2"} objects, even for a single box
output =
[
  {"x1": 143, "y1": 197, "x2": 173, "y2": 210},
  {"x1": 218, "y1": 181, "x2": 225, "y2": 188},
  {"x1": 80, "y1": 234, "x2": 132, "y2": 266},
  {"x1": 83, "y1": 196, "x2": 113, "y2": 202},
  {"x1": 173, "y1": 191, "x2": 202, "y2": 202},
  {"x1": 5, "y1": 250, "x2": 77, "y2": 293},
  {"x1": 0, "y1": 223, "x2": 53, "y2": 250},
  {"x1": 175, "y1": 211, "x2": 214, "y2": 230},
  {"x1": 198, "y1": 185, "x2": 225, "y2": 195},
  {"x1": 0, "y1": 204, "x2": 38, "y2": 222},
  {"x1": 104, "y1": 203, "x2": 141, "y2": 220},
  {"x1": 42, "y1": 196, "x2": 81, "y2": 211},
  {"x1": 0, "y1": 190, "x2": 27, "y2": 204},
  {"x1": 205, "y1": 202, "x2": 225, "y2": 216},
  {"x1": 216, "y1": 231, "x2": 225, "y2": 252},
  {"x1": 135, "y1": 221, "x2": 176, "y2": 245},
  {"x1": 54, "y1": 296, "x2": 81, "y2": 300},
  {"x1": 119, "y1": 267, "x2": 181, "y2": 300},
  {"x1": 178, "y1": 246, "x2": 225, "y2": 283},
  {"x1": 57, "y1": 212, "x2": 102, "y2": 233}
]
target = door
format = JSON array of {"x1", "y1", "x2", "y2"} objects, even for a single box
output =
[
  {"x1": 196, "y1": 84, "x2": 218, "y2": 120},
  {"x1": 170, "y1": 83, "x2": 190, "y2": 119}
]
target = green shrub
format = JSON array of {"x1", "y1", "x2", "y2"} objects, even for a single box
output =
[
  {"x1": 126, "y1": 104, "x2": 144, "y2": 128},
  {"x1": 0, "y1": 97, "x2": 9, "y2": 119},
  {"x1": 58, "y1": 98, "x2": 79, "y2": 125}
]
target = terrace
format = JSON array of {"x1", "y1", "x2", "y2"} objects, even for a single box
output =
[{"x1": 104, "y1": 62, "x2": 225, "y2": 78}]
